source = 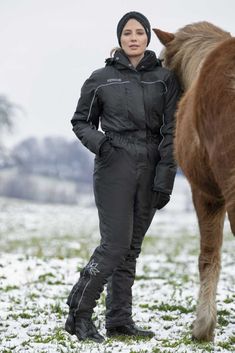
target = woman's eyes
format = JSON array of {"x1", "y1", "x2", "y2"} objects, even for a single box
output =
[{"x1": 123, "y1": 31, "x2": 145, "y2": 36}]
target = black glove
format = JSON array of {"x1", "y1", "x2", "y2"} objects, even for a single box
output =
[
  {"x1": 153, "y1": 191, "x2": 170, "y2": 210},
  {"x1": 99, "y1": 140, "x2": 112, "y2": 156}
]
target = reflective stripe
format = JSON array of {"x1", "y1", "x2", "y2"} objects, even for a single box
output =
[
  {"x1": 158, "y1": 113, "x2": 166, "y2": 151},
  {"x1": 74, "y1": 278, "x2": 91, "y2": 314},
  {"x1": 87, "y1": 81, "x2": 130, "y2": 122},
  {"x1": 141, "y1": 80, "x2": 167, "y2": 151},
  {"x1": 141, "y1": 80, "x2": 167, "y2": 94}
]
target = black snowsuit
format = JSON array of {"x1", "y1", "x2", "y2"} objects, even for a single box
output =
[{"x1": 67, "y1": 50, "x2": 180, "y2": 328}]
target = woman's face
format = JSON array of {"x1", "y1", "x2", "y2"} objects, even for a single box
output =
[{"x1": 120, "y1": 19, "x2": 148, "y2": 59}]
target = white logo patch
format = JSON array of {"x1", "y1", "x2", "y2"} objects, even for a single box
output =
[
  {"x1": 86, "y1": 259, "x2": 100, "y2": 276},
  {"x1": 107, "y1": 78, "x2": 122, "y2": 82}
]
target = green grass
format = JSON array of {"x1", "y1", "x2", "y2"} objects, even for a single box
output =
[
  {"x1": 139, "y1": 303, "x2": 195, "y2": 314},
  {"x1": 1, "y1": 215, "x2": 234, "y2": 353},
  {"x1": 217, "y1": 335, "x2": 235, "y2": 349},
  {"x1": 1, "y1": 285, "x2": 20, "y2": 292},
  {"x1": 0, "y1": 233, "x2": 95, "y2": 260}
]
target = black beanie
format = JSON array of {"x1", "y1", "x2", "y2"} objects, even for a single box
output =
[{"x1": 117, "y1": 11, "x2": 151, "y2": 47}]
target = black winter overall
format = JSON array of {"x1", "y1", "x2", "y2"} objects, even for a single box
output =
[{"x1": 67, "y1": 50, "x2": 180, "y2": 328}]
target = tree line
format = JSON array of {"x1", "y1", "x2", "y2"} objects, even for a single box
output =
[{"x1": 0, "y1": 95, "x2": 94, "y2": 203}]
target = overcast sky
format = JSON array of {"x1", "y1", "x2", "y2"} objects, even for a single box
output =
[{"x1": 1, "y1": 0, "x2": 235, "y2": 147}]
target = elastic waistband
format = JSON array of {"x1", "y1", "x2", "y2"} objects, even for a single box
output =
[{"x1": 105, "y1": 131, "x2": 159, "y2": 145}]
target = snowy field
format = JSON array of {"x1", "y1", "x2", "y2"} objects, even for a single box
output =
[{"x1": 0, "y1": 175, "x2": 234, "y2": 353}]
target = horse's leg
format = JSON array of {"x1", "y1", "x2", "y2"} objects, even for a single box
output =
[
  {"x1": 224, "y1": 182, "x2": 235, "y2": 236},
  {"x1": 227, "y1": 207, "x2": 235, "y2": 235},
  {"x1": 191, "y1": 187, "x2": 225, "y2": 342}
]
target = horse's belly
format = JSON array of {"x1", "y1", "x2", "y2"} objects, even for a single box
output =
[{"x1": 175, "y1": 94, "x2": 221, "y2": 198}]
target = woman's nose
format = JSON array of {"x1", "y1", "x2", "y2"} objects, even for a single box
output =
[{"x1": 130, "y1": 34, "x2": 137, "y2": 41}]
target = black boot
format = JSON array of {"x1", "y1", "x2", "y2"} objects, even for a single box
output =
[
  {"x1": 65, "y1": 311, "x2": 75, "y2": 335},
  {"x1": 65, "y1": 312, "x2": 104, "y2": 343},
  {"x1": 75, "y1": 318, "x2": 104, "y2": 343},
  {"x1": 106, "y1": 323, "x2": 154, "y2": 338}
]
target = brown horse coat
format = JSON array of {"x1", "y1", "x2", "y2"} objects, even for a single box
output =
[{"x1": 153, "y1": 21, "x2": 235, "y2": 342}]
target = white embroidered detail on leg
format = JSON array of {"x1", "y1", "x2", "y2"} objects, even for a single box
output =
[{"x1": 86, "y1": 259, "x2": 100, "y2": 276}]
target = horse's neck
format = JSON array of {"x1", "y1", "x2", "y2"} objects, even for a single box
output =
[{"x1": 181, "y1": 35, "x2": 229, "y2": 90}]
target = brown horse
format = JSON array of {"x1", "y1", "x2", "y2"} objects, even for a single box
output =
[{"x1": 153, "y1": 22, "x2": 235, "y2": 342}]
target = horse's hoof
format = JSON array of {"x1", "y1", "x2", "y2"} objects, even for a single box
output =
[{"x1": 191, "y1": 332, "x2": 214, "y2": 343}]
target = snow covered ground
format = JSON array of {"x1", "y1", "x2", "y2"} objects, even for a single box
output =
[{"x1": 0, "y1": 175, "x2": 234, "y2": 353}]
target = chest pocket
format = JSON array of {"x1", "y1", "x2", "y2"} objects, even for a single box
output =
[
  {"x1": 99, "y1": 81, "x2": 130, "y2": 116},
  {"x1": 142, "y1": 80, "x2": 166, "y2": 113},
  {"x1": 142, "y1": 80, "x2": 167, "y2": 129}
]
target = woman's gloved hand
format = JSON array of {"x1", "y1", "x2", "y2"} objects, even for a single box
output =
[{"x1": 153, "y1": 191, "x2": 170, "y2": 210}]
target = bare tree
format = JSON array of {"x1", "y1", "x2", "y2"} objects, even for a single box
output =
[
  {"x1": 0, "y1": 95, "x2": 16, "y2": 134},
  {"x1": 0, "y1": 95, "x2": 20, "y2": 166}
]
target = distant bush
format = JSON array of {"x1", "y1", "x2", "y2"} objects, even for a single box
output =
[
  {"x1": 10, "y1": 136, "x2": 94, "y2": 183},
  {"x1": 0, "y1": 136, "x2": 94, "y2": 203},
  {"x1": 0, "y1": 170, "x2": 83, "y2": 204}
]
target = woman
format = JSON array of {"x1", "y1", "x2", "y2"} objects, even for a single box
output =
[{"x1": 65, "y1": 11, "x2": 180, "y2": 342}]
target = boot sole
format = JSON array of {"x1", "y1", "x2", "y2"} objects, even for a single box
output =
[
  {"x1": 106, "y1": 331, "x2": 154, "y2": 338},
  {"x1": 74, "y1": 333, "x2": 104, "y2": 343}
]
